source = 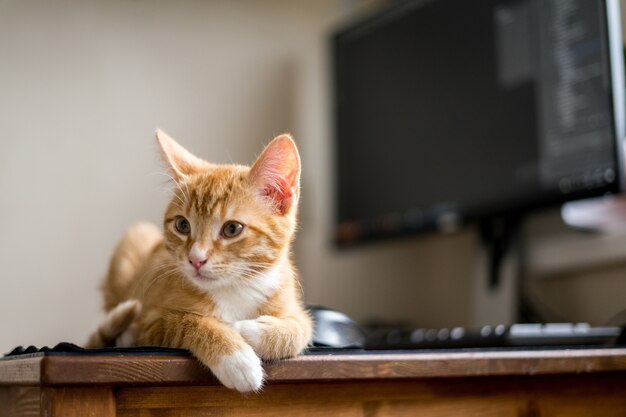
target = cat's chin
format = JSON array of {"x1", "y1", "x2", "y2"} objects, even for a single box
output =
[
  {"x1": 184, "y1": 268, "x2": 230, "y2": 290},
  {"x1": 191, "y1": 270, "x2": 219, "y2": 282}
]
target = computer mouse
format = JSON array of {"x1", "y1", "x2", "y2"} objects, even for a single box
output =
[{"x1": 308, "y1": 305, "x2": 366, "y2": 348}]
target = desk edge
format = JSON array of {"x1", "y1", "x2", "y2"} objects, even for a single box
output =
[{"x1": 2, "y1": 348, "x2": 626, "y2": 386}]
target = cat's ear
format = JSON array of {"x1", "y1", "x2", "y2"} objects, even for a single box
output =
[
  {"x1": 249, "y1": 134, "x2": 301, "y2": 215},
  {"x1": 155, "y1": 129, "x2": 206, "y2": 180}
]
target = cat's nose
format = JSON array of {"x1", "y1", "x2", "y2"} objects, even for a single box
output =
[
  {"x1": 189, "y1": 254, "x2": 208, "y2": 270},
  {"x1": 188, "y1": 245, "x2": 209, "y2": 270}
]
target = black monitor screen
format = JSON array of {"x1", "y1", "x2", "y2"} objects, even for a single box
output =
[{"x1": 333, "y1": 0, "x2": 624, "y2": 244}]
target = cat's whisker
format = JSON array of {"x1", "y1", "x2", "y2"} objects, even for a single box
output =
[
  {"x1": 232, "y1": 271, "x2": 266, "y2": 280},
  {"x1": 148, "y1": 171, "x2": 175, "y2": 183},
  {"x1": 172, "y1": 184, "x2": 189, "y2": 207},
  {"x1": 150, "y1": 171, "x2": 181, "y2": 191},
  {"x1": 212, "y1": 266, "x2": 260, "y2": 276},
  {"x1": 140, "y1": 265, "x2": 180, "y2": 298},
  {"x1": 151, "y1": 171, "x2": 190, "y2": 208},
  {"x1": 140, "y1": 268, "x2": 175, "y2": 284},
  {"x1": 142, "y1": 270, "x2": 179, "y2": 298},
  {"x1": 141, "y1": 261, "x2": 179, "y2": 276},
  {"x1": 223, "y1": 262, "x2": 275, "y2": 270},
  {"x1": 182, "y1": 182, "x2": 191, "y2": 204},
  {"x1": 151, "y1": 171, "x2": 179, "y2": 185},
  {"x1": 171, "y1": 193, "x2": 186, "y2": 208},
  {"x1": 141, "y1": 277, "x2": 161, "y2": 299}
]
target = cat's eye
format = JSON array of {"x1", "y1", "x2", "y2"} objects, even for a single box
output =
[
  {"x1": 174, "y1": 216, "x2": 191, "y2": 235},
  {"x1": 221, "y1": 221, "x2": 244, "y2": 238}
]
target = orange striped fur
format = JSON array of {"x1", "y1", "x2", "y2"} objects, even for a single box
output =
[{"x1": 88, "y1": 130, "x2": 312, "y2": 392}]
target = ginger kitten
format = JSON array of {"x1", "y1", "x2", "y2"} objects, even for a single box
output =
[{"x1": 87, "y1": 130, "x2": 312, "y2": 392}]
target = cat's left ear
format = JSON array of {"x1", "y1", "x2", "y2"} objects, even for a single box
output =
[
  {"x1": 249, "y1": 134, "x2": 301, "y2": 215},
  {"x1": 155, "y1": 129, "x2": 207, "y2": 181}
]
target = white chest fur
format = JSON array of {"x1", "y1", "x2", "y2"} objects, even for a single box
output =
[{"x1": 210, "y1": 263, "x2": 282, "y2": 323}]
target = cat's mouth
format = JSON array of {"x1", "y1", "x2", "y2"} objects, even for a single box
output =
[{"x1": 191, "y1": 270, "x2": 219, "y2": 282}]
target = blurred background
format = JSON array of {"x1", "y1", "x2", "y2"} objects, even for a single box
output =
[{"x1": 2, "y1": 0, "x2": 626, "y2": 353}]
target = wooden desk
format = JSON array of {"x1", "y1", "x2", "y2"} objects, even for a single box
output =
[{"x1": 2, "y1": 348, "x2": 626, "y2": 416}]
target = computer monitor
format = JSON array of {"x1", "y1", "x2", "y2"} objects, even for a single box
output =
[{"x1": 333, "y1": 0, "x2": 625, "y2": 246}]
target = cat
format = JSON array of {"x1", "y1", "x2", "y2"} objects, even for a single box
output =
[{"x1": 86, "y1": 129, "x2": 312, "y2": 392}]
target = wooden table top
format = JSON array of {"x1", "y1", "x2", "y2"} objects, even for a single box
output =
[{"x1": 2, "y1": 348, "x2": 626, "y2": 387}]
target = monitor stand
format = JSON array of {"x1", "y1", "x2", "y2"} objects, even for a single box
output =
[{"x1": 470, "y1": 216, "x2": 523, "y2": 326}]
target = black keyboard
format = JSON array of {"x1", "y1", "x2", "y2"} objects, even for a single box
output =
[{"x1": 365, "y1": 323, "x2": 625, "y2": 350}]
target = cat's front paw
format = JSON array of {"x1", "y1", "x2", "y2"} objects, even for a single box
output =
[
  {"x1": 233, "y1": 318, "x2": 263, "y2": 349},
  {"x1": 234, "y1": 315, "x2": 307, "y2": 359},
  {"x1": 210, "y1": 345, "x2": 264, "y2": 392}
]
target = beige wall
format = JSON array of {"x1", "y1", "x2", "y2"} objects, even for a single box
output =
[
  {"x1": 1, "y1": 0, "x2": 626, "y2": 355},
  {"x1": 523, "y1": 209, "x2": 626, "y2": 325}
]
